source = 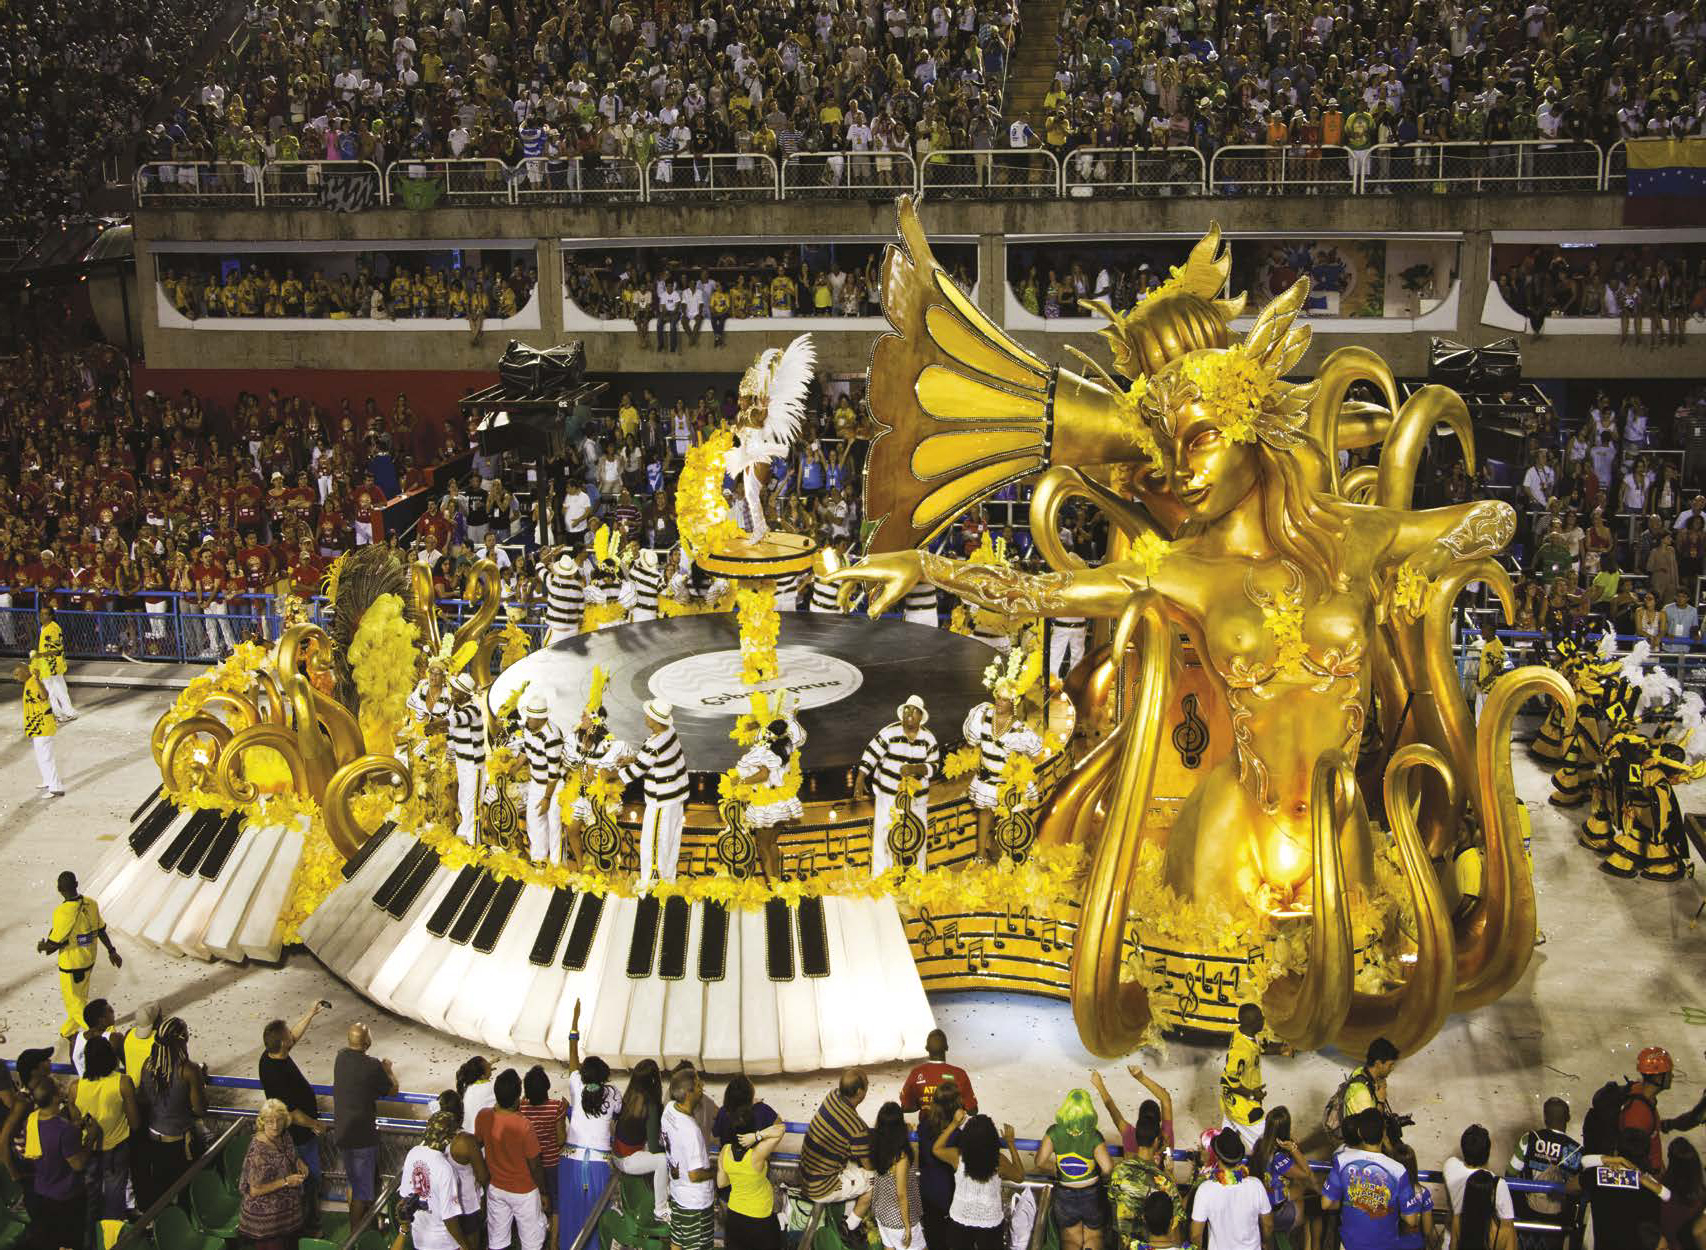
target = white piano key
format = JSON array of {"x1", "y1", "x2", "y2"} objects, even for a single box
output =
[
  {"x1": 871, "y1": 898, "x2": 936, "y2": 1059},
  {"x1": 840, "y1": 897, "x2": 904, "y2": 1065},
  {"x1": 776, "y1": 950, "x2": 822, "y2": 1074},
  {"x1": 411, "y1": 898, "x2": 491, "y2": 1034},
  {"x1": 466, "y1": 884, "x2": 555, "y2": 1051},
  {"x1": 659, "y1": 903, "x2": 706, "y2": 1068},
  {"x1": 545, "y1": 896, "x2": 620, "y2": 1062},
  {"x1": 164, "y1": 831, "x2": 256, "y2": 962},
  {"x1": 299, "y1": 832, "x2": 414, "y2": 955},
  {"x1": 85, "y1": 827, "x2": 149, "y2": 899},
  {"x1": 813, "y1": 900, "x2": 864, "y2": 1071},
  {"x1": 700, "y1": 908, "x2": 742, "y2": 1072},
  {"x1": 203, "y1": 823, "x2": 285, "y2": 962},
  {"x1": 142, "y1": 849, "x2": 216, "y2": 950},
  {"x1": 101, "y1": 811, "x2": 200, "y2": 937},
  {"x1": 367, "y1": 869, "x2": 465, "y2": 1013},
  {"x1": 346, "y1": 864, "x2": 451, "y2": 999},
  {"x1": 618, "y1": 903, "x2": 669, "y2": 1068},
  {"x1": 235, "y1": 821, "x2": 305, "y2": 963},
  {"x1": 582, "y1": 896, "x2": 639, "y2": 1061},
  {"x1": 738, "y1": 908, "x2": 782, "y2": 1076},
  {"x1": 91, "y1": 806, "x2": 192, "y2": 921},
  {"x1": 511, "y1": 962, "x2": 569, "y2": 1059}
]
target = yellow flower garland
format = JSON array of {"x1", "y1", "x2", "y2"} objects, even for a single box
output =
[
  {"x1": 658, "y1": 588, "x2": 736, "y2": 616},
  {"x1": 1176, "y1": 348, "x2": 1273, "y2": 445},
  {"x1": 676, "y1": 427, "x2": 744, "y2": 558},
  {"x1": 942, "y1": 745, "x2": 980, "y2": 779},
  {"x1": 736, "y1": 585, "x2": 780, "y2": 685}
]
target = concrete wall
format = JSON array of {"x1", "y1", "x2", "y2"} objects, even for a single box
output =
[{"x1": 133, "y1": 193, "x2": 1706, "y2": 381}]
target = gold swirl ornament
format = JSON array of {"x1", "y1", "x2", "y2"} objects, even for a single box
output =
[
  {"x1": 214, "y1": 725, "x2": 312, "y2": 804},
  {"x1": 448, "y1": 560, "x2": 503, "y2": 674},
  {"x1": 159, "y1": 715, "x2": 234, "y2": 794},
  {"x1": 277, "y1": 623, "x2": 366, "y2": 794},
  {"x1": 322, "y1": 754, "x2": 413, "y2": 859}
]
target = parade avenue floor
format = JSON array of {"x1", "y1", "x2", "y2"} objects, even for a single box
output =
[{"x1": 6, "y1": 683, "x2": 1705, "y2": 1166}]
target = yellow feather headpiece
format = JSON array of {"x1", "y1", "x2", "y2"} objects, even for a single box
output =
[{"x1": 585, "y1": 665, "x2": 609, "y2": 718}]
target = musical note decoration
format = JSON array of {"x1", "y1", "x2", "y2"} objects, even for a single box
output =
[
  {"x1": 482, "y1": 777, "x2": 521, "y2": 848},
  {"x1": 992, "y1": 791, "x2": 1038, "y2": 863},
  {"x1": 583, "y1": 802, "x2": 624, "y2": 874},
  {"x1": 1172, "y1": 693, "x2": 1209, "y2": 769},
  {"x1": 885, "y1": 800, "x2": 928, "y2": 870},
  {"x1": 716, "y1": 796, "x2": 760, "y2": 880}
]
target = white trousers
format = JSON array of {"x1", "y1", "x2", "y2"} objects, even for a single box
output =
[
  {"x1": 33, "y1": 737, "x2": 61, "y2": 791},
  {"x1": 631, "y1": 607, "x2": 657, "y2": 622},
  {"x1": 871, "y1": 790, "x2": 928, "y2": 876},
  {"x1": 613, "y1": 1149, "x2": 669, "y2": 1218},
  {"x1": 43, "y1": 675, "x2": 75, "y2": 719},
  {"x1": 902, "y1": 607, "x2": 939, "y2": 627},
  {"x1": 526, "y1": 780, "x2": 562, "y2": 862},
  {"x1": 486, "y1": 1184, "x2": 547, "y2": 1250},
  {"x1": 1049, "y1": 627, "x2": 1086, "y2": 677},
  {"x1": 455, "y1": 759, "x2": 481, "y2": 844},
  {"x1": 638, "y1": 799, "x2": 685, "y2": 886}
]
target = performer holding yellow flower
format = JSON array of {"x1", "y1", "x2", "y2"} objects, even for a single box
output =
[
  {"x1": 36, "y1": 601, "x2": 76, "y2": 720},
  {"x1": 17, "y1": 657, "x2": 63, "y2": 795},
  {"x1": 582, "y1": 526, "x2": 637, "y2": 632},
  {"x1": 963, "y1": 680, "x2": 1044, "y2": 864},
  {"x1": 856, "y1": 696, "x2": 940, "y2": 876},
  {"x1": 732, "y1": 716, "x2": 805, "y2": 880}
]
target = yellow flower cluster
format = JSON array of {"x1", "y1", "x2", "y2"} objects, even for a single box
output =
[
  {"x1": 893, "y1": 843, "x2": 1086, "y2": 915},
  {"x1": 273, "y1": 800, "x2": 342, "y2": 944},
  {"x1": 1260, "y1": 596, "x2": 1311, "y2": 679},
  {"x1": 736, "y1": 585, "x2": 780, "y2": 685},
  {"x1": 676, "y1": 427, "x2": 743, "y2": 557},
  {"x1": 581, "y1": 600, "x2": 628, "y2": 632},
  {"x1": 1390, "y1": 562, "x2": 1432, "y2": 621},
  {"x1": 658, "y1": 587, "x2": 737, "y2": 616},
  {"x1": 947, "y1": 606, "x2": 972, "y2": 636},
  {"x1": 997, "y1": 752, "x2": 1038, "y2": 800},
  {"x1": 349, "y1": 593, "x2": 420, "y2": 754},
  {"x1": 1117, "y1": 376, "x2": 1164, "y2": 473},
  {"x1": 1127, "y1": 531, "x2": 1173, "y2": 583},
  {"x1": 1176, "y1": 348, "x2": 1273, "y2": 444},
  {"x1": 486, "y1": 745, "x2": 524, "y2": 784},
  {"x1": 717, "y1": 755, "x2": 802, "y2": 808},
  {"x1": 498, "y1": 620, "x2": 532, "y2": 673},
  {"x1": 942, "y1": 745, "x2": 981, "y2": 779}
]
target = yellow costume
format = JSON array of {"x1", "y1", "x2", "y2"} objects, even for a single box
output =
[
  {"x1": 1220, "y1": 1029, "x2": 1264, "y2": 1128},
  {"x1": 48, "y1": 895, "x2": 104, "y2": 1036},
  {"x1": 37, "y1": 621, "x2": 66, "y2": 676}
]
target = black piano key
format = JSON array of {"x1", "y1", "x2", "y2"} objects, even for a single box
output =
[
  {"x1": 797, "y1": 897, "x2": 830, "y2": 978},
  {"x1": 372, "y1": 842, "x2": 434, "y2": 912},
  {"x1": 448, "y1": 870, "x2": 500, "y2": 945},
  {"x1": 197, "y1": 812, "x2": 246, "y2": 881},
  {"x1": 174, "y1": 810, "x2": 234, "y2": 877},
  {"x1": 340, "y1": 823, "x2": 396, "y2": 881},
  {"x1": 130, "y1": 783, "x2": 163, "y2": 824},
  {"x1": 697, "y1": 902, "x2": 729, "y2": 983},
  {"x1": 764, "y1": 899, "x2": 795, "y2": 982},
  {"x1": 129, "y1": 798, "x2": 180, "y2": 855},
  {"x1": 157, "y1": 809, "x2": 219, "y2": 873},
  {"x1": 626, "y1": 896, "x2": 662, "y2": 978},
  {"x1": 562, "y1": 893, "x2": 605, "y2": 970},
  {"x1": 384, "y1": 847, "x2": 442, "y2": 919},
  {"x1": 530, "y1": 889, "x2": 576, "y2": 966},
  {"x1": 657, "y1": 896, "x2": 690, "y2": 981},
  {"x1": 472, "y1": 878, "x2": 525, "y2": 953},
  {"x1": 426, "y1": 866, "x2": 482, "y2": 937}
]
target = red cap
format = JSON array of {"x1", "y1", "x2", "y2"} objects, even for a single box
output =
[{"x1": 1637, "y1": 1046, "x2": 1673, "y2": 1076}]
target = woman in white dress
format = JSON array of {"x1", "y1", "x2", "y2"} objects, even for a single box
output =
[
  {"x1": 962, "y1": 681, "x2": 1044, "y2": 863},
  {"x1": 734, "y1": 718, "x2": 805, "y2": 880},
  {"x1": 564, "y1": 715, "x2": 629, "y2": 866}
]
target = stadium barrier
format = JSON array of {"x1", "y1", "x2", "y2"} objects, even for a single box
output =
[
  {"x1": 919, "y1": 147, "x2": 1062, "y2": 200},
  {"x1": 136, "y1": 161, "x2": 262, "y2": 207},
  {"x1": 644, "y1": 152, "x2": 780, "y2": 202},
  {"x1": 1360, "y1": 140, "x2": 1603, "y2": 195},
  {"x1": 1208, "y1": 143, "x2": 1356, "y2": 195},
  {"x1": 1062, "y1": 146, "x2": 1208, "y2": 197},
  {"x1": 782, "y1": 150, "x2": 920, "y2": 201}
]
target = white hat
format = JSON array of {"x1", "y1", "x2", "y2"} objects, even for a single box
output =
[
  {"x1": 521, "y1": 691, "x2": 549, "y2": 717},
  {"x1": 554, "y1": 552, "x2": 579, "y2": 576},
  {"x1": 897, "y1": 695, "x2": 929, "y2": 725},
  {"x1": 638, "y1": 547, "x2": 660, "y2": 573},
  {"x1": 644, "y1": 699, "x2": 674, "y2": 724},
  {"x1": 450, "y1": 672, "x2": 476, "y2": 695}
]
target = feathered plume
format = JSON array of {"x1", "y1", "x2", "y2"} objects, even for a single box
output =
[
  {"x1": 584, "y1": 665, "x2": 609, "y2": 719},
  {"x1": 1596, "y1": 627, "x2": 1619, "y2": 660},
  {"x1": 1673, "y1": 692, "x2": 1706, "y2": 760},
  {"x1": 326, "y1": 544, "x2": 425, "y2": 713},
  {"x1": 764, "y1": 333, "x2": 816, "y2": 448}
]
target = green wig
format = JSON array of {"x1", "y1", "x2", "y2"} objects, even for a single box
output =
[{"x1": 1055, "y1": 1088, "x2": 1098, "y2": 1136}]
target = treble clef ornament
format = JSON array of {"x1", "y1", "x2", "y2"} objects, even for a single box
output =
[
  {"x1": 992, "y1": 788, "x2": 1038, "y2": 864},
  {"x1": 716, "y1": 795, "x2": 759, "y2": 880},
  {"x1": 1172, "y1": 692, "x2": 1209, "y2": 769},
  {"x1": 582, "y1": 791, "x2": 623, "y2": 873},
  {"x1": 885, "y1": 785, "x2": 928, "y2": 871}
]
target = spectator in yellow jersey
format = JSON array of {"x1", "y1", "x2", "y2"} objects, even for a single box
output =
[
  {"x1": 710, "y1": 285, "x2": 731, "y2": 345},
  {"x1": 36, "y1": 601, "x2": 77, "y2": 719},
  {"x1": 1220, "y1": 1003, "x2": 1292, "y2": 1152},
  {"x1": 38, "y1": 871, "x2": 121, "y2": 1037},
  {"x1": 16, "y1": 659, "x2": 62, "y2": 795},
  {"x1": 769, "y1": 271, "x2": 796, "y2": 315}
]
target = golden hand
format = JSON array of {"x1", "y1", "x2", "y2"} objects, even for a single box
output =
[{"x1": 823, "y1": 551, "x2": 922, "y2": 616}]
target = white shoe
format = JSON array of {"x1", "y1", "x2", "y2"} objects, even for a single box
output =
[{"x1": 48, "y1": 790, "x2": 65, "y2": 797}]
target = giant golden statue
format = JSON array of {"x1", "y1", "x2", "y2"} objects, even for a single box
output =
[{"x1": 831, "y1": 200, "x2": 1572, "y2": 1056}]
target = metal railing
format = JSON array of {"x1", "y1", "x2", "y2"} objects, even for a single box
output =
[
  {"x1": 781, "y1": 150, "x2": 919, "y2": 200},
  {"x1": 1209, "y1": 143, "x2": 1356, "y2": 195},
  {"x1": 1062, "y1": 146, "x2": 1207, "y2": 197},
  {"x1": 1360, "y1": 140, "x2": 1603, "y2": 195},
  {"x1": 512, "y1": 155, "x2": 645, "y2": 204},
  {"x1": 261, "y1": 160, "x2": 385, "y2": 208},
  {"x1": 110, "y1": 1118, "x2": 246, "y2": 1250},
  {"x1": 920, "y1": 147, "x2": 1061, "y2": 199},
  {"x1": 387, "y1": 158, "x2": 513, "y2": 207},
  {"x1": 645, "y1": 151, "x2": 779, "y2": 202},
  {"x1": 1604, "y1": 138, "x2": 1628, "y2": 192},
  {"x1": 136, "y1": 161, "x2": 262, "y2": 206}
]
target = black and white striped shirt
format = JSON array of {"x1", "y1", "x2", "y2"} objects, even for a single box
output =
[
  {"x1": 406, "y1": 680, "x2": 449, "y2": 726},
  {"x1": 543, "y1": 566, "x2": 585, "y2": 630},
  {"x1": 520, "y1": 721, "x2": 565, "y2": 784},
  {"x1": 776, "y1": 570, "x2": 803, "y2": 611},
  {"x1": 902, "y1": 584, "x2": 940, "y2": 624},
  {"x1": 632, "y1": 562, "x2": 665, "y2": 614},
  {"x1": 811, "y1": 577, "x2": 846, "y2": 613},
  {"x1": 620, "y1": 728, "x2": 689, "y2": 803},
  {"x1": 963, "y1": 702, "x2": 1044, "y2": 776},
  {"x1": 448, "y1": 702, "x2": 487, "y2": 765},
  {"x1": 858, "y1": 722, "x2": 941, "y2": 797}
]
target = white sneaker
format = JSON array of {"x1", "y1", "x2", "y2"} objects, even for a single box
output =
[{"x1": 48, "y1": 790, "x2": 65, "y2": 797}]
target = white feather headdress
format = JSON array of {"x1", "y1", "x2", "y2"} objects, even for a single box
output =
[{"x1": 763, "y1": 333, "x2": 815, "y2": 447}]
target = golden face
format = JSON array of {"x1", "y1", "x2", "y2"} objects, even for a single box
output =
[{"x1": 1163, "y1": 401, "x2": 1257, "y2": 523}]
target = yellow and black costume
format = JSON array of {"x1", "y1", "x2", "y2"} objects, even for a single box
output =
[
  {"x1": 1551, "y1": 657, "x2": 1620, "y2": 811},
  {"x1": 1531, "y1": 637, "x2": 1582, "y2": 763},
  {"x1": 1600, "y1": 730, "x2": 1704, "y2": 881}
]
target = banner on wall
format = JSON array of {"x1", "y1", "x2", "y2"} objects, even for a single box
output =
[
  {"x1": 1240, "y1": 240, "x2": 1386, "y2": 317},
  {"x1": 393, "y1": 177, "x2": 446, "y2": 211},
  {"x1": 1625, "y1": 138, "x2": 1706, "y2": 195},
  {"x1": 321, "y1": 171, "x2": 378, "y2": 213}
]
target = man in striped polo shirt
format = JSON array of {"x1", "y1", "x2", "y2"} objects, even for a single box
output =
[
  {"x1": 519, "y1": 691, "x2": 566, "y2": 862},
  {"x1": 447, "y1": 673, "x2": 487, "y2": 845},
  {"x1": 541, "y1": 550, "x2": 585, "y2": 644},
  {"x1": 854, "y1": 696, "x2": 940, "y2": 876},
  {"x1": 631, "y1": 549, "x2": 666, "y2": 622},
  {"x1": 622, "y1": 700, "x2": 689, "y2": 886},
  {"x1": 901, "y1": 583, "x2": 940, "y2": 627}
]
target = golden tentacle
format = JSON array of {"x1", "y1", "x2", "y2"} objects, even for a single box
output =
[
  {"x1": 471, "y1": 632, "x2": 506, "y2": 691},
  {"x1": 1307, "y1": 346, "x2": 1402, "y2": 491},
  {"x1": 323, "y1": 754, "x2": 413, "y2": 860},
  {"x1": 1028, "y1": 467, "x2": 1170, "y2": 573},
  {"x1": 253, "y1": 668, "x2": 289, "y2": 725},
  {"x1": 310, "y1": 687, "x2": 367, "y2": 770},
  {"x1": 1263, "y1": 751, "x2": 1355, "y2": 1050},
  {"x1": 1376, "y1": 386, "x2": 1477, "y2": 512},
  {"x1": 1335, "y1": 744, "x2": 1458, "y2": 1054},
  {"x1": 151, "y1": 707, "x2": 177, "y2": 768},
  {"x1": 214, "y1": 725, "x2": 311, "y2": 804},
  {"x1": 1455, "y1": 664, "x2": 1574, "y2": 1009},
  {"x1": 1340, "y1": 466, "x2": 1379, "y2": 504},
  {"x1": 1037, "y1": 714, "x2": 1128, "y2": 849},
  {"x1": 449, "y1": 560, "x2": 502, "y2": 670},
  {"x1": 160, "y1": 716, "x2": 234, "y2": 794},
  {"x1": 278, "y1": 623, "x2": 347, "y2": 792},
  {"x1": 200, "y1": 691, "x2": 259, "y2": 731},
  {"x1": 1069, "y1": 598, "x2": 1171, "y2": 1057},
  {"x1": 411, "y1": 561, "x2": 442, "y2": 653}
]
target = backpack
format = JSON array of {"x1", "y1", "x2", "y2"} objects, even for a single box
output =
[
  {"x1": 1580, "y1": 1079, "x2": 1632, "y2": 1155},
  {"x1": 1322, "y1": 1070, "x2": 1371, "y2": 1141}
]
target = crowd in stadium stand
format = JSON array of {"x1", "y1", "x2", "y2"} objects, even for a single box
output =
[
  {"x1": 1496, "y1": 244, "x2": 1706, "y2": 342},
  {"x1": 158, "y1": 253, "x2": 538, "y2": 322},
  {"x1": 0, "y1": 0, "x2": 227, "y2": 236}
]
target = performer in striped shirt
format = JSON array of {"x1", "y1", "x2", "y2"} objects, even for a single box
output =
[
  {"x1": 1048, "y1": 616, "x2": 1088, "y2": 679},
  {"x1": 776, "y1": 569, "x2": 804, "y2": 612},
  {"x1": 631, "y1": 549, "x2": 666, "y2": 622},
  {"x1": 901, "y1": 584, "x2": 940, "y2": 627},
  {"x1": 622, "y1": 700, "x2": 690, "y2": 886},
  {"x1": 446, "y1": 673, "x2": 487, "y2": 845},
  {"x1": 540, "y1": 549, "x2": 585, "y2": 644},
  {"x1": 519, "y1": 691, "x2": 566, "y2": 862},
  {"x1": 855, "y1": 696, "x2": 941, "y2": 876},
  {"x1": 404, "y1": 661, "x2": 450, "y2": 746},
  {"x1": 968, "y1": 602, "x2": 1013, "y2": 652},
  {"x1": 963, "y1": 682, "x2": 1045, "y2": 863},
  {"x1": 563, "y1": 710, "x2": 629, "y2": 866},
  {"x1": 733, "y1": 717, "x2": 805, "y2": 879}
]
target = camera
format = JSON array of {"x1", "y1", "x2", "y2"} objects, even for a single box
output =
[{"x1": 398, "y1": 1193, "x2": 424, "y2": 1222}]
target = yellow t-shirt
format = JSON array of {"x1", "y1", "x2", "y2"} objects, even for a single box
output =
[
  {"x1": 38, "y1": 621, "x2": 66, "y2": 675},
  {"x1": 124, "y1": 1033, "x2": 156, "y2": 1086},
  {"x1": 618, "y1": 404, "x2": 640, "y2": 438},
  {"x1": 1220, "y1": 1029, "x2": 1263, "y2": 1125},
  {"x1": 23, "y1": 672, "x2": 55, "y2": 738},
  {"x1": 50, "y1": 896, "x2": 103, "y2": 970},
  {"x1": 75, "y1": 1073, "x2": 130, "y2": 1149},
  {"x1": 720, "y1": 1144, "x2": 774, "y2": 1218},
  {"x1": 1454, "y1": 845, "x2": 1484, "y2": 901}
]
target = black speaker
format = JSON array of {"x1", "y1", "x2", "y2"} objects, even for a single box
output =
[
  {"x1": 498, "y1": 339, "x2": 586, "y2": 394},
  {"x1": 1428, "y1": 336, "x2": 1520, "y2": 386}
]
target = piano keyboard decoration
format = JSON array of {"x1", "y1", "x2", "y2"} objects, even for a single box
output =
[{"x1": 300, "y1": 827, "x2": 937, "y2": 1071}]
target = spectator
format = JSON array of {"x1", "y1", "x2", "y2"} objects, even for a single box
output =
[
  {"x1": 716, "y1": 1101, "x2": 787, "y2": 1250},
  {"x1": 712, "y1": 1076, "x2": 778, "y2": 1151},
  {"x1": 259, "y1": 1007, "x2": 327, "y2": 1231},
  {"x1": 868, "y1": 1101, "x2": 924, "y2": 1250},
  {"x1": 899, "y1": 1030, "x2": 978, "y2": 1115},
  {"x1": 458, "y1": 1057, "x2": 498, "y2": 1132},
  {"x1": 798, "y1": 1070, "x2": 876, "y2": 1225},
  {"x1": 476, "y1": 1068, "x2": 551, "y2": 1250},
  {"x1": 518, "y1": 1067, "x2": 567, "y2": 1227},
  {"x1": 1322, "y1": 1109, "x2": 1426, "y2": 1248},
  {"x1": 1661, "y1": 1139, "x2": 1706, "y2": 1250},
  {"x1": 401, "y1": 1111, "x2": 477, "y2": 1250},
  {"x1": 1575, "y1": 1128, "x2": 1672, "y2": 1250},
  {"x1": 1452, "y1": 1170, "x2": 1516, "y2": 1250},
  {"x1": 661, "y1": 1067, "x2": 716, "y2": 1250},
  {"x1": 71, "y1": 1036, "x2": 139, "y2": 1221},
  {"x1": 916, "y1": 1079, "x2": 963, "y2": 1250},
  {"x1": 20, "y1": 1077, "x2": 90, "y2": 1250},
  {"x1": 135, "y1": 1016, "x2": 208, "y2": 1212},
  {"x1": 1446, "y1": 1125, "x2": 1517, "y2": 1224},
  {"x1": 1033, "y1": 1089, "x2": 1113, "y2": 1249},
  {"x1": 1109, "y1": 1114, "x2": 1186, "y2": 1245},
  {"x1": 1189, "y1": 1129, "x2": 1273, "y2": 1250},
  {"x1": 333, "y1": 1023, "x2": 399, "y2": 1231},
  {"x1": 1662, "y1": 590, "x2": 1699, "y2": 654},
  {"x1": 612, "y1": 1060, "x2": 670, "y2": 1222},
  {"x1": 930, "y1": 1110, "x2": 1025, "y2": 1250},
  {"x1": 1250, "y1": 1108, "x2": 1317, "y2": 1250},
  {"x1": 238, "y1": 1099, "x2": 309, "y2": 1250}
]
